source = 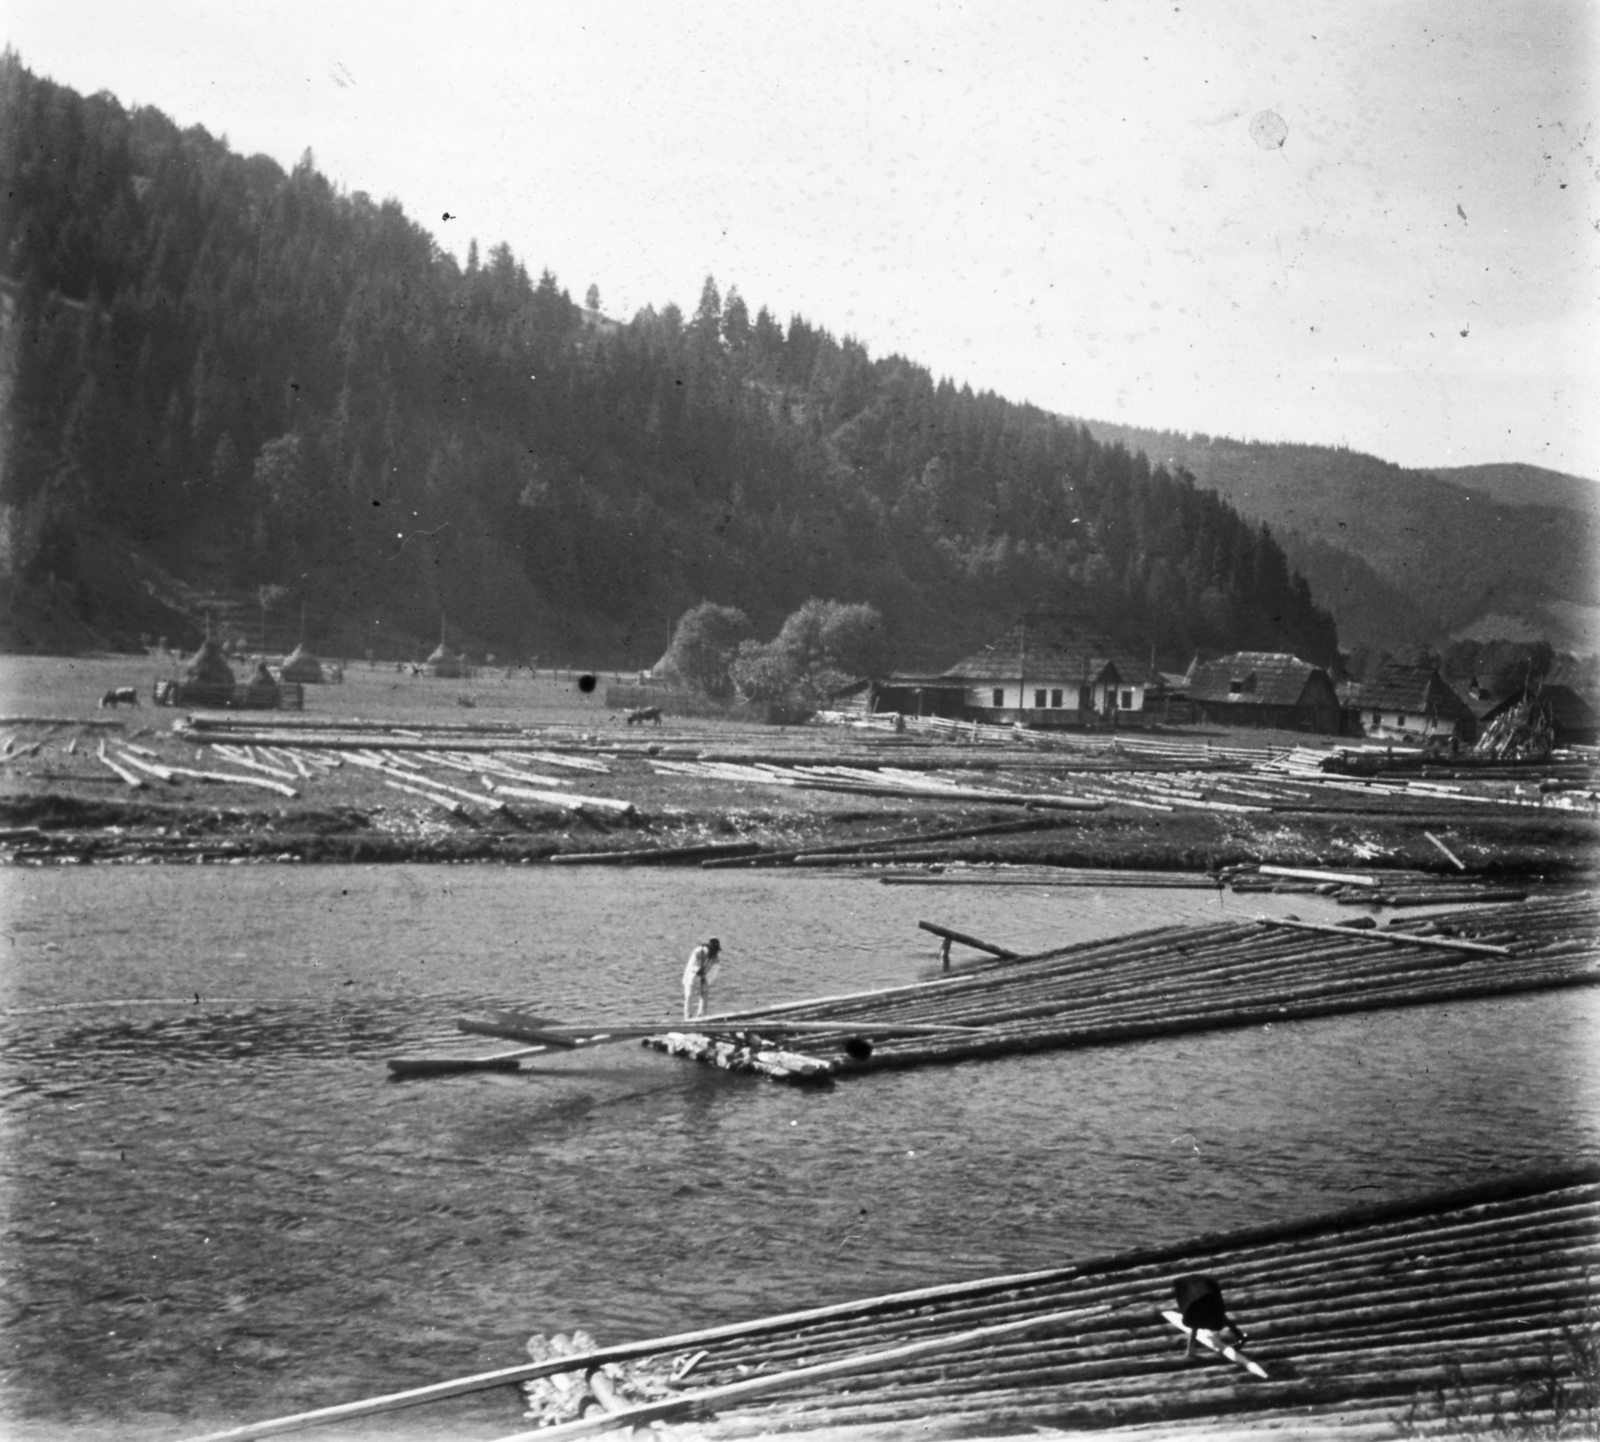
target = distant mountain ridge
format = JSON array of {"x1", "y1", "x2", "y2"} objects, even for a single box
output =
[
  {"x1": 1071, "y1": 422, "x2": 1599, "y2": 657},
  {"x1": 1424, "y1": 463, "x2": 1600, "y2": 514}
]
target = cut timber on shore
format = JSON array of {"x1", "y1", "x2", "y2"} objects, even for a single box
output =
[
  {"x1": 1258, "y1": 865, "x2": 1383, "y2": 888},
  {"x1": 550, "y1": 840, "x2": 761, "y2": 865}
]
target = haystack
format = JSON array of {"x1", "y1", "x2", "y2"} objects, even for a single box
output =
[
  {"x1": 279, "y1": 642, "x2": 325, "y2": 683},
  {"x1": 425, "y1": 641, "x2": 466, "y2": 679},
  {"x1": 183, "y1": 638, "x2": 235, "y2": 687},
  {"x1": 245, "y1": 659, "x2": 280, "y2": 702}
]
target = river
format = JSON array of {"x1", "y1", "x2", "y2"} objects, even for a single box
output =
[{"x1": 3, "y1": 864, "x2": 1597, "y2": 1440}]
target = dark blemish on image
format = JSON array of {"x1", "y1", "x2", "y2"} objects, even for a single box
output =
[{"x1": 577, "y1": 673, "x2": 597, "y2": 694}]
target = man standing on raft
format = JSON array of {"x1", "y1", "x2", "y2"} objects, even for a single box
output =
[{"x1": 682, "y1": 937, "x2": 723, "y2": 1020}]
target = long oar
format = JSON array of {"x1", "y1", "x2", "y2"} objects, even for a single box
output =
[
  {"x1": 486, "y1": 1303, "x2": 1109, "y2": 1442},
  {"x1": 457, "y1": 1016, "x2": 987, "y2": 1043},
  {"x1": 387, "y1": 1045, "x2": 552, "y2": 1077},
  {"x1": 387, "y1": 1012, "x2": 578, "y2": 1076}
]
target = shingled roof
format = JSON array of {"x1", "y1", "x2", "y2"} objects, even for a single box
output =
[
  {"x1": 942, "y1": 615, "x2": 1151, "y2": 686},
  {"x1": 1186, "y1": 652, "x2": 1328, "y2": 707},
  {"x1": 1340, "y1": 660, "x2": 1474, "y2": 725}
]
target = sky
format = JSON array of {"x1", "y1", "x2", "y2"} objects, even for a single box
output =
[{"x1": 8, "y1": 1, "x2": 1599, "y2": 478}]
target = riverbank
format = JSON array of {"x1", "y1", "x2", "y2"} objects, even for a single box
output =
[{"x1": 2, "y1": 653, "x2": 1596, "y2": 874}]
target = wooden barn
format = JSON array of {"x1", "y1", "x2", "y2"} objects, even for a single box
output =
[
  {"x1": 1481, "y1": 682, "x2": 1599, "y2": 748},
  {"x1": 829, "y1": 675, "x2": 969, "y2": 720},
  {"x1": 1338, "y1": 659, "x2": 1477, "y2": 743},
  {"x1": 941, "y1": 616, "x2": 1151, "y2": 728},
  {"x1": 1186, "y1": 652, "x2": 1346, "y2": 733}
]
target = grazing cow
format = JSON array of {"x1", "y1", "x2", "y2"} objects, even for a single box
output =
[
  {"x1": 99, "y1": 687, "x2": 140, "y2": 709},
  {"x1": 626, "y1": 705, "x2": 662, "y2": 726},
  {"x1": 1173, "y1": 1275, "x2": 1248, "y2": 1357}
]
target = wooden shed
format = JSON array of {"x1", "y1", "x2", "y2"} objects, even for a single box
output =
[{"x1": 1186, "y1": 652, "x2": 1346, "y2": 733}]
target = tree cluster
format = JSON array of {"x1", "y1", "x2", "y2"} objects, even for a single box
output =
[{"x1": 0, "y1": 53, "x2": 1338, "y2": 671}]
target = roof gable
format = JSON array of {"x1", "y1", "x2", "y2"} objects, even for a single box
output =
[
  {"x1": 1340, "y1": 661, "x2": 1474, "y2": 721},
  {"x1": 1187, "y1": 652, "x2": 1329, "y2": 707},
  {"x1": 942, "y1": 615, "x2": 1151, "y2": 686}
]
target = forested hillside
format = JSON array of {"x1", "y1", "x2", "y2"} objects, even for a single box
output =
[
  {"x1": 1077, "y1": 423, "x2": 1599, "y2": 656},
  {"x1": 0, "y1": 53, "x2": 1337, "y2": 671}
]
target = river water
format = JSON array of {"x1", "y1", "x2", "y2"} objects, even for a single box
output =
[{"x1": 3, "y1": 864, "x2": 1597, "y2": 1441}]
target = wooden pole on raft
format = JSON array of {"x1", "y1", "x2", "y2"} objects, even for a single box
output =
[
  {"x1": 483, "y1": 1305, "x2": 1108, "y2": 1442},
  {"x1": 917, "y1": 920, "x2": 1019, "y2": 965},
  {"x1": 455, "y1": 1016, "x2": 986, "y2": 1043},
  {"x1": 1255, "y1": 914, "x2": 1512, "y2": 957},
  {"x1": 171, "y1": 1279, "x2": 1107, "y2": 1442}
]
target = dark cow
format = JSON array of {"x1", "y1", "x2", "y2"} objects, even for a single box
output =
[
  {"x1": 99, "y1": 687, "x2": 140, "y2": 709},
  {"x1": 1173, "y1": 1274, "x2": 1247, "y2": 1357},
  {"x1": 625, "y1": 705, "x2": 662, "y2": 726}
]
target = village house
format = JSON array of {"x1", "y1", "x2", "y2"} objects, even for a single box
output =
[
  {"x1": 940, "y1": 615, "x2": 1152, "y2": 727},
  {"x1": 1186, "y1": 651, "x2": 1346, "y2": 733},
  {"x1": 1338, "y1": 659, "x2": 1477, "y2": 743}
]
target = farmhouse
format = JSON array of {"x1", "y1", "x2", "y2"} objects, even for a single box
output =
[
  {"x1": 1186, "y1": 652, "x2": 1345, "y2": 733},
  {"x1": 1339, "y1": 660, "x2": 1476, "y2": 743},
  {"x1": 941, "y1": 615, "x2": 1151, "y2": 727}
]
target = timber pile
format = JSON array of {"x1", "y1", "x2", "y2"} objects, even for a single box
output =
[
  {"x1": 647, "y1": 893, "x2": 1599, "y2": 1081},
  {"x1": 496, "y1": 1168, "x2": 1600, "y2": 1440}
]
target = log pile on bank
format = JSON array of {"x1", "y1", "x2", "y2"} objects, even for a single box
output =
[{"x1": 647, "y1": 892, "x2": 1600, "y2": 1082}]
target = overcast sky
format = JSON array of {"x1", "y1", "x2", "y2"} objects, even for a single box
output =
[{"x1": 9, "y1": 1, "x2": 1599, "y2": 478}]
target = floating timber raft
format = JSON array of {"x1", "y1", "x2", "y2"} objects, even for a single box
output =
[
  {"x1": 648, "y1": 892, "x2": 1600, "y2": 1082},
  {"x1": 186, "y1": 1168, "x2": 1600, "y2": 1441},
  {"x1": 514, "y1": 1167, "x2": 1600, "y2": 1439}
]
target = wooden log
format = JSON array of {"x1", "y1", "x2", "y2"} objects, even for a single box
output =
[
  {"x1": 916, "y1": 921, "x2": 1019, "y2": 960},
  {"x1": 481, "y1": 1304, "x2": 1106, "y2": 1442},
  {"x1": 94, "y1": 745, "x2": 147, "y2": 789},
  {"x1": 549, "y1": 840, "x2": 761, "y2": 865},
  {"x1": 381, "y1": 780, "x2": 467, "y2": 819},
  {"x1": 113, "y1": 750, "x2": 179, "y2": 783},
  {"x1": 1258, "y1": 865, "x2": 1383, "y2": 888},
  {"x1": 1256, "y1": 914, "x2": 1512, "y2": 957},
  {"x1": 489, "y1": 782, "x2": 635, "y2": 815}
]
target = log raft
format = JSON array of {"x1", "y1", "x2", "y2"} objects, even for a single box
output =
[
  {"x1": 179, "y1": 1168, "x2": 1600, "y2": 1441},
  {"x1": 647, "y1": 893, "x2": 1600, "y2": 1081},
  {"x1": 583, "y1": 1167, "x2": 1600, "y2": 1440}
]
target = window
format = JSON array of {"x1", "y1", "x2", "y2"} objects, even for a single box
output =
[
  {"x1": 1371, "y1": 712, "x2": 1381, "y2": 727},
  {"x1": 1050, "y1": 688, "x2": 1063, "y2": 708},
  {"x1": 1033, "y1": 689, "x2": 1046, "y2": 708},
  {"x1": 992, "y1": 688, "x2": 1004, "y2": 708},
  {"x1": 1229, "y1": 678, "x2": 1244, "y2": 695},
  {"x1": 1120, "y1": 690, "x2": 1134, "y2": 709}
]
